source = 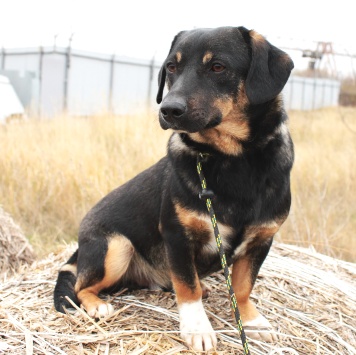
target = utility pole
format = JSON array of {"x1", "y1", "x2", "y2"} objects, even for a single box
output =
[{"x1": 302, "y1": 42, "x2": 337, "y2": 77}]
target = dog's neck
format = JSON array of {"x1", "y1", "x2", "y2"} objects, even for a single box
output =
[{"x1": 178, "y1": 133, "x2": 220, "y2": 156}]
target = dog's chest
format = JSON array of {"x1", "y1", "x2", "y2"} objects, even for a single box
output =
[
  {"x1": 174, "y1": 200, "x2": 283, "y2": 264},
  {"x1": 174, "y1": 202, "x2": 234, "y2": 252}
]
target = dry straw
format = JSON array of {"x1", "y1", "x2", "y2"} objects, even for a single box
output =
[
  {"x1": 0, "y1": 207, "x2": 35, "y2": 277},
  {"x1": 0, "y1": 242, "x2": 355, "y2": 354}
]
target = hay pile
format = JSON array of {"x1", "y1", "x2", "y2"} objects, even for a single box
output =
[
  {"x1": 0, "y1": 243, "x2": 355, "y2": 354},
  {"x1": 0, "y1": 207, "x2": 34, "y2": 277}
]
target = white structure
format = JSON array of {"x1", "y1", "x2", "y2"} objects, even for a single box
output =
[
  {"x1": 0, "y1": 75, "x2": 25, "y2": 124},
  {"x1": 283, "y1": 76, "x2": 340, "y2": 110},
  {"x1": 1, "y1": 46, "x2": 341, "y2": 117}
]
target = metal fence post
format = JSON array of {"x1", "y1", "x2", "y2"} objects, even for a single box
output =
[
  {"x1": 147, "y1": 56, "x2": 155, "y2": 111},
  {"x1": 63, "y1": 34, "x2": 74, "y2": 113},
  {"x1": 38, "y1": 46, "x2": 44, "y2": 117},
  {"x1": 312, "y1": 75, "x2": 316, "y2": 110},
  {"x1": 321, "y1": 80, "x2": 325, "y2": 108},
  {"x1": 108, "y1": 54, "x2": 115, "y2": 114},
  {"x1": 1, "y1": 47, "x2": 5, "y2": 70},
  {"x1": 289, "y1": 77, "x2": 294, "y2": 110}
]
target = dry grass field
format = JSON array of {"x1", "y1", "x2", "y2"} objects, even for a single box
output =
[{"x1": 0, "y1": 107, "x2": 355, "y2": 262}]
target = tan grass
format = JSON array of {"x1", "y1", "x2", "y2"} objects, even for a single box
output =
[
  {"x1": 0, "y1": 113, "x2": 170, "y2": 256},
  {"x1": 280, "y1": 107, "x2": 356, "y2": 261},
  {"x1": 0, "y1": 108, "x2": 355, "y2": 261},
  {"x1": 0, "y1": 242, "x2": 355, "y2": 354}
]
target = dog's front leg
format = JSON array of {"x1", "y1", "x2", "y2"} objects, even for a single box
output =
[
  {"x1": 164, "y1": 228, "x2": 217, "y2": 351},
  {"x1": 232, "y1": 239, "x2": 277, "y2": 342},
  {"x1": 172, "y1": 271, "x2": 217, "y2": 351}
]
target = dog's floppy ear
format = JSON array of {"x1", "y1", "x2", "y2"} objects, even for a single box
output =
[
  {"x1": 239, "y1": 27, "x2": 294, "y2": 105},
  {"x1": 156, "y1": 66, "x2": 166, "y2": 104},
  {"x1": 156, "y1": 31, "x2": 185, "y2": 104}
]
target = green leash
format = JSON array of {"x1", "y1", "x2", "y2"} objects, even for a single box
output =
[{"x1": 196, "y1": 153, "x2": 250, "y2": 355}]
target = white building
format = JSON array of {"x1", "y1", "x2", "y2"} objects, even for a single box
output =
[{"x1": 0, "y1": 75, "x2": 25, "y2": 123}]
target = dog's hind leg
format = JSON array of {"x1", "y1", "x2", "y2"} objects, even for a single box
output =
[
  {"x1": 54, "y1": 249, "x2": 80, "y2": 312},
  {"x1": 75, "y1": 234, "x2": 134, "y2": 318}
]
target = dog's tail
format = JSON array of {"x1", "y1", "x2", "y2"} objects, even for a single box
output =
[{"x1": 53, "y1": 249, "x2": 80, "y2": 313}]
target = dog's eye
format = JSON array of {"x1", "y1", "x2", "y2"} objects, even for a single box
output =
[
  {"x1": 167, "y1": 63, "x2": 177, "y2": 73},
  {"x1": 211, "y1": 63, "x2": 225, "y2": 73}
]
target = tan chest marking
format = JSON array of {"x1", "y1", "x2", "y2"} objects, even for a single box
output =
[{"x1": 174, "y1": 203, "x2": 233, "y2": 250}]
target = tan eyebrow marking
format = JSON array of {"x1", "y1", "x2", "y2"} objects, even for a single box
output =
[
  {"x1": 176, "y1": 51, "x2": 182, "y2": 62},
  {"x1": 202, "y1": 51, "x2": 213, "y2": 64}
]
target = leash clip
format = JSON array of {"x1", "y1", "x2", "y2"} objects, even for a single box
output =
[{"x1": 199, "y1": 188, "x2": 215, "y2": 200}]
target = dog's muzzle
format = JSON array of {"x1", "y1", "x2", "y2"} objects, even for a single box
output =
[
  {"x1": 159, "y1": 99, "x2": 220, "y2": 132},
  {"x1": 160, "y1": 101, "x2": 187, "y2": 125}
]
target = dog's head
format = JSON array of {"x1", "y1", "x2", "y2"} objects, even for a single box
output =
[{"x1": 157, "y1": 27, "x2": 293, "y2": 135}]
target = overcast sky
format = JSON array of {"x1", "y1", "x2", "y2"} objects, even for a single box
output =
[{"x1": 1, "y1": 0, "x2": 355, "y2": 75}]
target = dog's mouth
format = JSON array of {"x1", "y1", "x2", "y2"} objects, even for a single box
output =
[{"x1": 204, "y1": 116, "x2": 222, "y2": 130}]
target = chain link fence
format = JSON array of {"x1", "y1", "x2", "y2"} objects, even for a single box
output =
[{"x1": 0, "y1": 46, "x2": 341, "y2": 117}]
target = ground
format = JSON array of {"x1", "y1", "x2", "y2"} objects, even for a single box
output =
[{"x1": 0, "y1": 243, "x2": 355, "y2": 354}]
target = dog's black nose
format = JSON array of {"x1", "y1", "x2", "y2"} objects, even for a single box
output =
[{"x1": 160, "y1": 101, "x2": 186, "y2": 122}]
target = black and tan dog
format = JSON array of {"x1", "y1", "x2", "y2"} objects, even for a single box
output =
[{"x1": 54, "y1": 26, "x2": 294, "y2": 351}]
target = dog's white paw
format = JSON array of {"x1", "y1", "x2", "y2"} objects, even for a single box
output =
[
  {"x1": 244, "y1": 314, "x2": 278, "y2": 342},
  {"x1": 179, "y1": 300, "x2": 217, "y2": 351},
  {"x1": 85, "y1": 302, "x2": 115, "y2": 319}
]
